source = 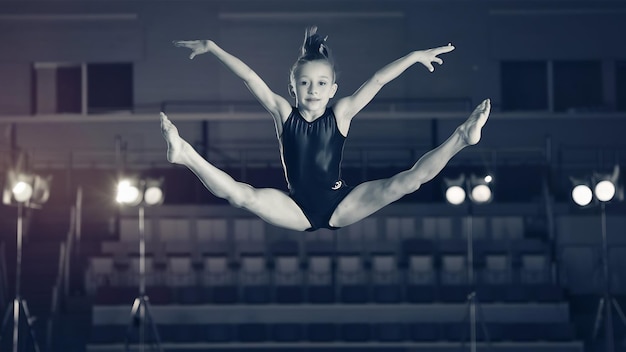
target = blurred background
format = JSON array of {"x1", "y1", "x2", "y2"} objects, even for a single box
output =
[{"x1": 0, "y1": 0, "x2": 625, "y2": 351}]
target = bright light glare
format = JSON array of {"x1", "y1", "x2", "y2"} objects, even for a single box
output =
[
  {"x1": 572, "y1": 184, "x2": 593, "y2": 206},
  {"x1": 144, "y1": 186, "x2": 164, "y2": 206},
  {"x1": 445, "y1": 185, "x2": 466, "y2": 205},
  {"x1": 471, "y1": 184, "x2": 492, "y2": 204},
  {"x1": 116, "y1": 180, "x2": 141, "y2": 204},
  {"x1": 484, "y1": 175, "x2": 493, "y2": 183},
  {"x1": 595, "y1": 180, "x2": 616, "y2": 202},
  {"x1": 12, "y1": 181, "x2": 33, "y2": 203}
]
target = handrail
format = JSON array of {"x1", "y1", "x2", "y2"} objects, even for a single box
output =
[
  {"x1": 46, "y1": 189, "x2": 79, "y2": 351},
  {"x1": 47, "y1": 241, "x2": 66, "y2": 351},
  {"x1": 161, "y1": 97, "x2": 475, "y2": 114},
  {"x1": 0, "y1": 242, "x2": 7, "y2": 309},
  {"x1": 0, "y1": 144, "x2": 549, "y2": 170}
]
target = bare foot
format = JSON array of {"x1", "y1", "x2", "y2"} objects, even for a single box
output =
[
  {"x1": 457, "y1": 99, "x2": 491, "y2": 146},
  {"x1": 160, "y1": 112, "x2": 190, "y2": 164}
]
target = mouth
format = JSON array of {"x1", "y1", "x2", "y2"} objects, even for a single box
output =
[{"x1": 306, "y1": 98, "x2": 321, "y2": 102}]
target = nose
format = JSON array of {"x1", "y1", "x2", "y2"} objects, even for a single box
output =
[{"x1": 308, "y1": 86, "x2": 317, "y2": 95}]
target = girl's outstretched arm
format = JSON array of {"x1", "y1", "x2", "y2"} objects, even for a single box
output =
[
  {"x1": 174, "y1": 40, "x2": 292, "y2": 129},
  {"x1": 333, "y1": 44, "x2": 455, "y2": 123}
]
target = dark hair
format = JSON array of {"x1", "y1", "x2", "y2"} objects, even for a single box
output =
[{"x1": 289, "y1": 26, "x2": 335, "y2": 82}]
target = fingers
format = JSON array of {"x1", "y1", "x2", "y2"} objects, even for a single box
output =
[
  {"x1": 172, "y1": 40, "x2": 199, "y2": 59},
  {"x1": 434, "y1": 44, "x2": 455, "y2": 54},
  {"x1": 173, "y1": 40, "x2": 194, "y2": 47}
]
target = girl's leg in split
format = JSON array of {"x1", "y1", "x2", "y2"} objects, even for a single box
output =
[
  {"x1": 160, "y1": 113, "x2": 311, "y2": 231},
  {"x1": 329, "y1": 99, "x2": 491, "y2": 228}
]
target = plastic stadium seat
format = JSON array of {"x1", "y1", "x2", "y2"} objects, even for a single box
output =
[
  {"x1": 240, "y1": 256, "x2": 271, "y2": 303},
  {"x1": 406, "y1": 255, "x2": 437, "y2": 303},
  {"x1": 145, "y1": 286, "x2": 173, "y2": 305},
  {"x1": 307, "y1": 323, "x2": 337, "y2": 342},
  {"x1": 371, "y1": 255, "x2": 403, "y2": 303},
  {"x1": 211, "y1": 285, "x2": 238, "y2": 304},
  {"x1": 203, "y1": 324, "x2": 235, "y2": 343},
  {"x1": 165, "y1": 256, "x2": 196, "y2": 287},
  {"x1": 504, "y1": 322, "x2": 575, "y2": 341},
  {"x1": 158, "y1": 218, "x2": 191, "y2": 242},
  {"x1": 237, "y1": 323, "x2": 268, "y2": 342},
  {"x1": 443, "y1": 322, "x2": 491, "y2": 342},
  {"x1": 90, "y1": 325, "x2": 126, "y2": 344},
  {"x1": 196, "y1": 218, "x2": 228, "y2": 242},
  {"x1": 307, "y1": 285, "x2": 335, "y2": 304},
  {"x1": 523, "y1": 283, "x2": 564, "y2": 302},
  {"x1": 409, "y1": 322, "x2": 441, "y2": 341},
  {"x1": 340, "y1": 323, "x2": 371, "y2": 342},
  {"x1": 275, "y1": 285, "x2": 304, "y2": 303},
  {"x1": 271, "y1": 323, "x2": 305, "y2": 342},
  {"x1": 422, "y1": 216, "x2": 456, "y2": 239},
  {"x1": 159, "y1": 324, "x2": 205, "y2": 343},
  {"x1": 545, "y1": 323, "x2": 576, "y2": 341},
  {"x1": 337, "y1": 255, "x2": 369, "y2": 303},
  {"x1": 373, "y1": 323, "x2": 409, "y2": 342},
  {"x1": 233, "y1": 218, "x2": 266, "y2": 244},
  {"x1": 94, "y1": 286, "x2": 137, "y2": 305},
  {"x1": 269, "y1": 239, "x2": 299, "y2": 256},
  {"x1": 173, "y1": 286, "x2": 204, "y2": 304},
  {"x1": 274, "y1": 256, "x2": 304, "y2": 303},
  {"x1": 306, "y1": 256, "x2": 335, "y2": 303},
  {"x1": 442, "y1": 322, "x2": 466, "y2": 341},
  {"x1": 86, "y1": 256, "x2": 114, "y2": 293},
  {"x1": 120, "y1": 218, "x2": 154, "y2": 243},
  {"x1": 128, "y1": 257, "x2": 162, "y2": 287},
  {"x1": 202, "y1": 256, "x2": 238, "y2": 303},
  {"x1": 491, "y1": 216, "x2": 524, "y2": 240},
  {"x1": 482, "y1": 252, "x2": 513, "y2": 285}
]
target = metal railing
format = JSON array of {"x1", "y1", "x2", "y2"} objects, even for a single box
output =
[{"x1": 0, "y1": 242, "x2": 7, "y2": 310}]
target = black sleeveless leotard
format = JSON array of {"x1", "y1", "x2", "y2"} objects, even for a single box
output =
[{"x1": 280, "y1": 107, "x2": 353, "y2": 231}]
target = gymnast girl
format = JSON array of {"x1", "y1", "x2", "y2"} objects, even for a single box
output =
[{"x1": 161, "y1": 26, "x2": 490, "y2": 232}]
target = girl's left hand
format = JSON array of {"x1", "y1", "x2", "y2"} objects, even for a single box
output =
[{"x1": 417, "y1": 43, "x2": 455, "y2": 72}]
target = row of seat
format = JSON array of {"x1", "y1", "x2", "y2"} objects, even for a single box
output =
[
  {"x1": 87, "y1": 239, "x2": 554, "y2": 292},
  {"x1": 101, "y1": 237, "x2": 549, "y2": 262},
  {"x1": 114, "y1": 215, "x2": 527, "y2": 245},
  {"x1": 93, "y1": 282, "x2": 564, "y2": 305},
  {"x1": 91, "y1": 321, "x2": 576, "y2": 344}
]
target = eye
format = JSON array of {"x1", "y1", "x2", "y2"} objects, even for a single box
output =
[
  {"x1": 299, "y1": 81, "x2": 308, "y2": 86},
  {"x1": 319, "y1": 81, "x2": 327, "y2": 86}
]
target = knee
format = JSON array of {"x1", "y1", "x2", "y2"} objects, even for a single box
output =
[
  {"x1": 386, "y1": 174, "x2": 421, "y2": 199},
  {"x1": 225, "y1": 185, "x2": 257, "y2": 209}
]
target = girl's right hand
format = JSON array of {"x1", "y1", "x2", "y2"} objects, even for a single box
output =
[{"x1": 173, "y1": 40, "x2": 214, "y2": 59}]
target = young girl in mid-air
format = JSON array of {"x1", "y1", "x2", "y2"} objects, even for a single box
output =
[{"x1": 161, "y1": 26, "x2": 490, "y2": 232}]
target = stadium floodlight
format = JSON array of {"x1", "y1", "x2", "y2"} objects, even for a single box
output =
[
  {"x1": 444, "y1": 174, "x2": 466, "y2": 205},
  {"x1": 468, "y1": 174, "x2": 493, "y2": 204}
]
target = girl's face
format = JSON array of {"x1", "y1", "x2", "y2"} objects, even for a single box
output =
[{"x1": 290, "y1": 60, "x2": 337, "y2": 113}]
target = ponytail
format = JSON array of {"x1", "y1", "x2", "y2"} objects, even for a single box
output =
[{"x1": 290, "y1": 26, "x2": 335, "y2": 82}]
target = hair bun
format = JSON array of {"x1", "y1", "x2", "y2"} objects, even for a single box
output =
[{"x1": 301, "y1": 25, "x2": 329, "y2": 59}]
